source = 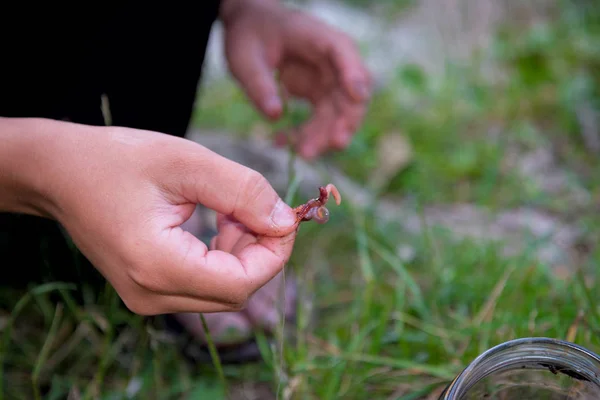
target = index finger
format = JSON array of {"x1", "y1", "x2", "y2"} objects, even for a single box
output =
[
  {"x1": 153, "y1": 225, "x2": 296, "y2": 306},
  {"x1": 328, "y1": 36, "x2": 372, "y2": 103},
  {"x1": 153, "y1": 139, "x2": 298, "y2": 237}
]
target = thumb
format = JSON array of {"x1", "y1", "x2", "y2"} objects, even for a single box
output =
[
  {"x1": 226, "y1": 37, "x2": 283, "y2": 120},
  {"x1": 165, "y1": 142, "x2": 298, "y2": 237}
]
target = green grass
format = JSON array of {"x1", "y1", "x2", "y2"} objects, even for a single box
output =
[{"x1": 2, "y1": 2, "x2": 600, "y2": 399}]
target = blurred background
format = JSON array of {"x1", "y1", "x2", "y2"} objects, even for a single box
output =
[{"x1": 2, "y1": 0, "x2": 599, "y2": 399}]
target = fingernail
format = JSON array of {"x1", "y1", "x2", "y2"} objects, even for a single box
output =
[
  {"x1": 264, "y1": 96, "x2": 282, "y2": 116},
  {"x1": 271, "y1": 199, "x2": 296, "y2": 228}
]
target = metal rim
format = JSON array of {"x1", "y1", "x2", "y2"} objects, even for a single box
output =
[{"x1": 440, "y1": 337, "x2": 600, "y2": 399}]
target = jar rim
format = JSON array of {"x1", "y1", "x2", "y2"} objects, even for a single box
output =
[{"x1": 440, "y1": 337, "x2": 600, "y2": 399}]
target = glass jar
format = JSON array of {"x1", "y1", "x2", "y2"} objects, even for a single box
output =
[{"x1": 439, "y1": 337, "x2": 600, "y2": 399}]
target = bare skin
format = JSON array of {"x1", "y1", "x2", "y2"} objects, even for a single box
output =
[
  {"x1": 0, "y1": 118, "x2": 298, "y2": 315},
  {"x1": 222, "y1": 0, "x2": 372, "y2": 159},
  {"x1": 1, "y1": 0, "x2": 370, "y2": 348},
  {"x1": 174, "y1": 184, "x2": 343, "y2": 346},
  {"x1": 172, "y1": 0, "x2": 369, "y2": 345}
]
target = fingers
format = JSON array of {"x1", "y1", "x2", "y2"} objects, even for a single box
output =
[
  {"x1": 183, "y1": 230, "x2": 294, "y2": 304},
  {"x1": 161, "y1": 143, "x2": 297, "y2": 237},
  {"x1": 285, "y1": 13, "x2": 372, "y2": 102},
  {"x1": 213, "y1": 213, "x2": 255, "y2": 253},
  {"x1": 123, "y1": 291, "x2": 243, "y2": 315},
  {"x1": 297, "y1": 102, "x2": 336, "y2": 159},
  {"x1": 121, "y1": 134, "x2": 299, "y2": 315},
  {"x1": 236, "y1": 233, "x2": 296, "y2": 296},
  {"x1": 328, "y1": 38, "x2": 372, "y2": 102},
  {"x1": 329, "y1": 88, "x2": 367, "y2": 148},
  {"x1": 124, "y1": 219, "x2": 295, "y2": 314},
  {"x1": 213, "y1": 213, "x2": 295, "y2": 299},
  {"x1": 274, "y1": 49, "x2": 368, "y2": 158},
  {"x1": 274, "y1": 87, "x2": 367, "y2": 159},
  {"x1": 225, "y1": 33, "x2": 283, "y2": 120},
  {"x1": 278, "y1": 59, "x2": 326, "y2": 103}
]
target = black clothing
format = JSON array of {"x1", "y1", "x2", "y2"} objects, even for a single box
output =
[{"x1": 0, "y1": 2, "x2": 221, "y2": 289}]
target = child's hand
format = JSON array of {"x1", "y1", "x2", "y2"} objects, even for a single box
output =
[
  {"x1": 221, "y1": 0, "x2": 372, "y2": 159},
  {"x1": 2, "y1": 118, "x2": 298, "y2": 315}
]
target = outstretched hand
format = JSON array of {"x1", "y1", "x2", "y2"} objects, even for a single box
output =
[{"x1": 222, "y1": 0, "x2": 372, "y2": 160}]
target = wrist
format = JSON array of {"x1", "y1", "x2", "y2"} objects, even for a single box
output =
[{"x1": 0, "y1": 117, "x2": 90, "y2": 219}]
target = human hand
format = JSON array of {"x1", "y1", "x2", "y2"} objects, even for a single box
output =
[
  {"x1": 221, "y1": 0, "x2": 372, "y2": 160},
  {"x1": 9, "y1": 119, "x2": 298, "y2": 315}
]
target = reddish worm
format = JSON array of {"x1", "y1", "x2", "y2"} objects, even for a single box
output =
[{"x1": 292, "y1": 183, "x2": 342, "y2": 225}]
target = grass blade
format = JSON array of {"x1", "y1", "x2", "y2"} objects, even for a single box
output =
[
  {"x1": 367, "y1": 238, "x2": 428, "y2": 318},
  {"x1": 355, "y1": 211, "x2": 375, "y2": 283},
  {"x1": 200, "y1": 314, "x2": 226, "y2": 390},
  {"x1": 338, "y1": 353, "x2": 456, "y2": 381},
  {"x1": 323, "y1": 322, "x2": 378, "y2": 400},
  {"x1": 576, "y1": 266, "x2": 600, "y2": 326},
  {"x1": 32, "y1": 303, "x2": 63, "y2": 400},
  {"x1": 0, "y1": 282, "x2": 76, "y2": 400}
]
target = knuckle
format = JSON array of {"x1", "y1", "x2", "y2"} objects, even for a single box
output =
[
  {"x1": 229, "y1": 288, "x2": 251, "y2": 309},
  {"x1": 238, "y1": 169, "x2": 271, "y2": 207},
  {"x1": 225, "y1": 279, "x2": 253, "y2": 308},
  {"x1": 121, "y1": 294, "x2": 159, "y2": 316},
  {"x1": 315, "y1": 36, "x2": 334, "y2": 56},
  {"x1": 228, "y1": 301, "x2": 247, "y2": 312},
  {"x1": 126, "y1": 260, "x2": 165, "y2": 294}
]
